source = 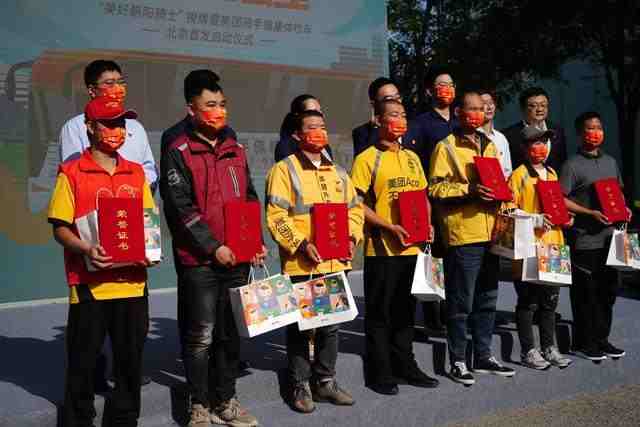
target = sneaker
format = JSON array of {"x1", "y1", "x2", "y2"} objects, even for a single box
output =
[
  {"x1": 521, "y1": 348, "x2": 551, "y2": 370},
  {"x1": 188, "y1": 403, "x2": 210, "y2": 427},
  {"x1": 474, "y1": 356, "x2": 516, "y2": 377},
  {"x1": 213, "y1": 397, "x2": 259, "y2": 427},
  {"x1": 312, "y1": 378, "x2": 355, "y2": 406},
  {"x1": 449, "y1": 361, "x2": 475, "y2": 385},
  {"x1": 573, "y1": 347, "x2": 607, "y2": 361},
  {"x1": 600, "y1": 342, "x2": 626, "y2": 358},
  {"x1": 290, "y1": 381, "x2": 315, "y2": 413},
  {"x1": 543, "y1": 346, "x2": 572, "y2": 368}
]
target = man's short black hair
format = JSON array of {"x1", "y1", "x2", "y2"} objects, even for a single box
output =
[
  {"x1": 519, "y1": 86, "x2": 549, "y2": 109},
  {"x1": 574, "y1": 111, "x2": 602, "y2": 133},
  {"x1": 84, "y1": 60, "x2": 122, "y2": 87},
  {"x1": 184, "y1": 69, "x2": 222, "y2": 103},
  {"x1": 368, "y1": 77, "x2": 395, "y2": 101},
  {"x1": 374, "y1": 99, "x2": 404, "y2": 116},
  {"x1": 425, "y1": 65, "x2": 453, "y2": 88},
  {"x1": 294, "y1": 110, "x2": 324, "y2": 132}
]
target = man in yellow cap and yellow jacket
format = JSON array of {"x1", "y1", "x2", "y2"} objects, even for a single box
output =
[
  {"x1": 428, "y1": 90, "x2": 516, "y2": 385},
  {"x1": 266, "y1": 109, "x2": 364, "y2": 413}
]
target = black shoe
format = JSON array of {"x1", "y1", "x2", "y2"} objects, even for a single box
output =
[
  {"x1": 141, "y1": 375, "x2": 152, "y2": 386},
  {"x1": 600, "y1": 342, "x2": 625, "y2": 358},
  {"x1": 368, "y1": 383, "x2": 399, "y2": 395},
  {"x1": 449, "y1": 361, "x2": 475, "y2": 385},
  {"x1": 573, "y1": 347, "x2": 607, "y2": 361},
  {"x1": 400, "y1": 367, "x2": 439, "y2": 388},
  {"x1": 473, "y1": 357, "x2": 515, "y2": 377}
]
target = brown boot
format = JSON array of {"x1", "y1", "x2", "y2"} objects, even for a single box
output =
[
  {"x1": 290, "y1": 381, "x2": 315, "y2": 413},
  {"x1": 212, "y1": 397, "x2": 259, "y2": 427},
  {"x1": 312, "y1": 378, "x2": 355, "y2": 406}
]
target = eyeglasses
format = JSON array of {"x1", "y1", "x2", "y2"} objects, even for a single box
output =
[
  {"x1": 435, "y1": 82, "x2": 455, "y2": 88},
  {"x1": 97, "y1": 78, "x2": 127, "y2": 87}
]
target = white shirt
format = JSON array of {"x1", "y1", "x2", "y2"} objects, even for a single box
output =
[
  {"x1": 58, "y1": 114, "x2": 158, "y2": 188},
  {"x1": 477, "y1": 126, "x2": 513, "y2": 178}
]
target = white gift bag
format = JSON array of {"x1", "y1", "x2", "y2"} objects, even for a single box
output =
[
  {"x1": 490, "y1": 211, "x2": 536, "y2": 260},
  {"x1": 522, "y1": 242, "x2": 572, "y2": 286},
  {"x1": 229, "y1": 265, "x2": 301, "y2": 338},
  {"x1": 411, "y1": 246, "x2": 445, "y2": 301},
  {"x1": 606, "y1": 227, "x2": 640, "y2": 271},
  {"x1": 296, "y1": 271, "x2": 358, "y2": 331}
]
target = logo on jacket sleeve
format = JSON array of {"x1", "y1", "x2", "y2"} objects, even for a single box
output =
[{"x1": 167, "y1": 169, "x2": 181, "y2": 186}]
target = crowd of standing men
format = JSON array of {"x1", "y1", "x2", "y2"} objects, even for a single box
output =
[{"x1": 48, "y1": 60, "x2": 630, "y2": 427}]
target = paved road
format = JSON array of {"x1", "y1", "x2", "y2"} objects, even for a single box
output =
[{"x1": 445, "y1": 384, "x2": 640, "y2": 427}]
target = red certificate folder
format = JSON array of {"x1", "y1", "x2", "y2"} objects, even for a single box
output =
[
  {"x1": 98, "y1": 197, "x2": 145, "y2": 263},
  {"x1": 398, "y1": 190, "x2": 430, "y2": 244},
  {"x1": 313, "y1": 203, "x2": 350, "y2": 260},
  {"x1": 536, "y1": 180, "x2": 571, "y2": 226},
  {"x1": 594, "y1": 178, "x2": 629, "y2": 223},
  {"x1": 224, "y1": 200, "x2": 262, "y2": 263},
  {"x1": 473, "y1": 157, "x2": 513, "y2": 201}
]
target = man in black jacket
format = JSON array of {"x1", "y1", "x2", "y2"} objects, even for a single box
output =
[{"x1": 502, "y1": 87, "x2": 567, "y2": 172}]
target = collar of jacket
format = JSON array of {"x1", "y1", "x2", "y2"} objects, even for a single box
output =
[
  {"x1": 185, "y1": 126, "x2": 238, "y2": 154},
  {"x1": 578, "y1": 148, "x2": 603, "y2": 159},
  {"x1": 524, "y1": 160, "x2": 554, "y2": 179},
  {"x1": 294, "y1": 147, "x2": 333, "y2": 169}
]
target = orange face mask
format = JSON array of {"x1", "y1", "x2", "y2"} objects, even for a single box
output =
[
  {"x1": 299, "y1": 128, "x2": 328, "y2": 153},
  {"x1": 461, "y1": 110, "x2": 485, "y2": 129},
  {"x1": 435, "y1": 85, "x2": 455, "y2": 105},
  {"x1": 196, "y1": 107, "x2": 227, "y2": 131},
  {"x1": 583, "y1": 129, "x2": 604, "y2": 147},
  {"x1": 528, "y1": 144, "x2": 548, "y2": 164},
  {"x1": 97, "y1": 126, "x2": 126, "y2": 153},
  {"x1": 99, "y1": 84, "x2": 127, "y2": 107},
  {"x1": 381, "y1": 116, "x2": 408, "y2": 141}
]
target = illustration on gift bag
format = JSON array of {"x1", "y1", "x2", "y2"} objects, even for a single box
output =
[
  {"x1": 493, "y1": 215, "x2": 515, "y2": 251},
  {"x1": 230, "y1": 268, "x2": 300, "y2": 337},
  {"x1": 522, "y1": 242, "x2": 572, "y2": 286},
  {"x1": 143, "y1": 206, "x2": 162, "y2": 262},
  {"x1": 431, "y1": 257, "x2": 445, "y2": 292},
  {"x1": 297, "y1": 272, "x2": 358, "y2": 331}
]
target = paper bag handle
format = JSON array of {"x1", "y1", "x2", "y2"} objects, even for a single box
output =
[{"x1": 247, "y1": 264, "x2": 271, "y2": 284}]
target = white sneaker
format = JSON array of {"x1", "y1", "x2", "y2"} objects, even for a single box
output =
[
  {"x1": 544, "y1": 346, "x2": 572, "y2": 368},
  {"x1": 521, "y1": 348, "x2": 551, "y2": 370}
]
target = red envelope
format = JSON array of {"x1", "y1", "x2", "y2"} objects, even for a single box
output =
[
  {"x1": 224, "y1": 200, "x2": 262, "y2": 263},
  {"x1": 313, "y1": 203, "x2": 350, "y2": 260},
  {"x1": 98, "y1": 197, "x2": 145, "y2": 263},
  {"x1": 536, "y1": 180, "x2": 571, "y2": 226},
  {"x1": 473, "y1": 157, "x2": 513, "y2": 201},
  {"x1": 594, "y1": 178, "x2": 628, "y2": 223},
  {"x1": 398, "y1": 190, "x2": 430, "y2": 244}
]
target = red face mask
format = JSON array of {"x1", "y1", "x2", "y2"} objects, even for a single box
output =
[
  {"x1": 528, "y1": 144, "x2": 548, "y2": 164},
  {"x1": 435, "y1": 85, "x2": 455, "y2": 105},
  {"x1": 196, "y1": 107, "x2": 227, "y2": 131},
  {"x1": 461, "y1": 110, "x2": 485, "y2": 129},
  {"x1": 299, "y1": 128, "x2": 328, "y2": 153},
  {"x1": 381, "y1": 116, "x2": 408, "y2": 141},
  {"x1": 98, "y1": 84, "x2": 127, "y2": 107},
  {"x1": 583, "y1": 129, "x2": 604, "y2": 149},
  {"x1": 97, "y1": 126, "x2": 126, "y2": 153}
]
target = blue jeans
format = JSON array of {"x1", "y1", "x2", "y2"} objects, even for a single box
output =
[{"x1": 444, "y1": 243, "x2": 499, "y2": 364}]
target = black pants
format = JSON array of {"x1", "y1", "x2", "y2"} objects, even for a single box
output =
[
  {"x1": 286, "y1": 275, "x2": 340, "y2": 384},
  {"x1": 64, "y1": 294, "x2": 148, "y2": 427},
  {"x1": 570, "y1": 247, "x2": 618, "y2": 351},
  {"x1": 364, "y1": 256, "x2": 418, "y2": 384},
  {"x1": 180, "y1": 263, "x2": 249, "y2": 405},
  {"x1": 514, "y1": 281, "x2": 559, "y2": 353}
]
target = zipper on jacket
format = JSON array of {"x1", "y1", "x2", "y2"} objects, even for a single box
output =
[
  {"x1": 228, "y1": 166, "x2": 240, "y2": 197},
  {"x1": 202, "y1": 155, "x2": 210, "y2": 214}
]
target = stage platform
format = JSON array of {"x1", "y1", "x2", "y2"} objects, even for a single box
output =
[{"x1": 1, "y1": 272, "x2": 639, "y2": 427}]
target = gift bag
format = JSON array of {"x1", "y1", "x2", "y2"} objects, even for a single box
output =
[
  {"x1": 522, "y1": 242, "x2": 572, "y2": 286},
  {"x1": 490, "y1": 213, "x2": 536, "y2": 260},
  {"x1": 296, "y1": 271, "x2": 358, "y2": 331},
  {"x1": 143, "y1": 206, "x2": 162, "y2": 263},
  {"x1": 411, "y1": 246, "x2": 445, "y2": 301},
  {"x1": 606, "y1": 227, "x2": 640, "y2": 271},
  {"x1": 229, "y1": 266, "x2": 301, "y2": 338}
]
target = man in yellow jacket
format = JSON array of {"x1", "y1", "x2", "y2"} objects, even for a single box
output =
[
  {"x1": 505, "y1": 126, "x2": 573, "y2": 370},
  {"x1": 428, "y1": 91, "x2": 515, "y2": 385},
  {"x1": 266, "y1": 110, "x2": 364, "y2": 413}
]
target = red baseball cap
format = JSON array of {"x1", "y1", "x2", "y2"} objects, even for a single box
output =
[{"x1": 84, "y1": 97, "x2": 137, "y2": 121}]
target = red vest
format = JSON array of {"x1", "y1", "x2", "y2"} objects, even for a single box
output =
[{"x1": 59, "y1": 150, "x2": 147, "y2": 286}]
